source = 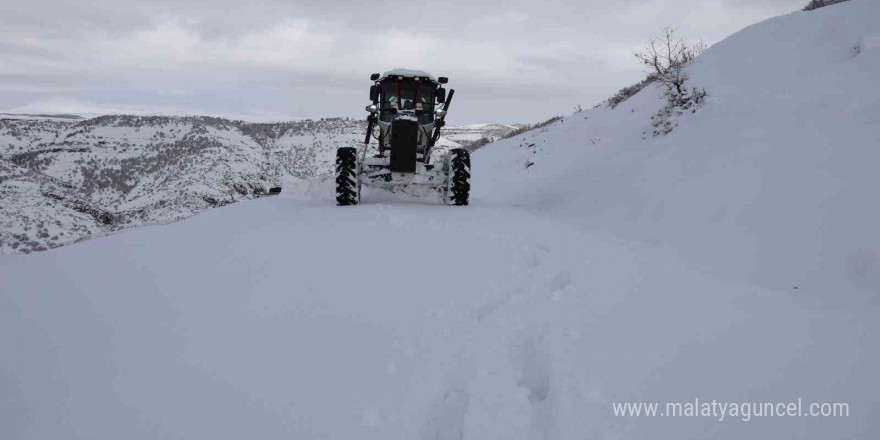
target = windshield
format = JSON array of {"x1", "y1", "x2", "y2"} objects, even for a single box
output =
[{"x1": 380, "y1": 79, "x2": 436, "y2": 123}]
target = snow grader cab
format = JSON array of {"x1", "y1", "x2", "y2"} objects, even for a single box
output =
[{"x1": 335, "y1": 69, "x2": 470, "y2": 206}]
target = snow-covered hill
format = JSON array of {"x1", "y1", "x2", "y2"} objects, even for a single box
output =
[
  {"x1": 443, "y1": 123, "x2": 522, "y2": 147},
  {"x1": 0, "y1": 116, "x2": 369, "y2": 252},
  {"x1": 0, "y1": 116, "x2": 513, "y2": 253},
  {"x1": 1, "y1": 1, "x2": 878, "y2": 439},
  {"x1": 477, "y1": 0, "x2": 880, "y2": 301}
]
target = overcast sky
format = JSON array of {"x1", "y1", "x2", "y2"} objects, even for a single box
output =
[{"x1": 1, "y1": 0, "x2": 806, "y2": 124}]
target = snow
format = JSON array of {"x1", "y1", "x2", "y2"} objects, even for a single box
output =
[
  {"x1": 0, "y1": 115, "x2": 479, "y2": 253},
  {"x1": 861, "y1": 32, "x2": 880, "y2": 52},
  {"x1": 2, "y1": 1, "x2": 879, "y2": 439},
  {"x1": 476, "y1": 0, "x2": 880, "y2": 300},
  {"x1": 5, "y1": 196, "x2": 871, "y2": 439},
  {"x1": 381, "y1": 68, "x2": 438, "y2": 80}
]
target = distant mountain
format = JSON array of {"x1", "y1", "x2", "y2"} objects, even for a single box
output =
[
  {"x1": 443, "y1": 123, "x2": 521, "y2": 147},
  {"x1": 0, "y1": 113, "x2": 86, "y2": 120},
  {"x1": 1, "y1": 115, "x2": 369, "y2": 252}
]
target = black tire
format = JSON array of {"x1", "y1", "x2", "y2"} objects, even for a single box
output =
[
  {"x1": 446, "y1": 148, "x2": 470, "y2": 206},
  {"x1": 336, "y1": 147, "x2": 360, "y2": 205}
]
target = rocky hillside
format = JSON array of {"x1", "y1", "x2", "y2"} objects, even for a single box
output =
[
  {"x1": 1, "y1": 115, "x2": 367, "y2": 253},
  {"x1": 1, "y1": 115, "x2": 520, "y2": 253}
]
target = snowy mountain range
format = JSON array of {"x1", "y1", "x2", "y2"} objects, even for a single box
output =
[
  {"x1": 1, "y1": 115, "x2": 508, "y2": 253},
  {"x1": 1, "y1": 1, "x2": 878, "y2": 439}
]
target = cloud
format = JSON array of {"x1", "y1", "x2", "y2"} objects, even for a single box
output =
[
  {"x1": 0, "y1": 0, "x2": 808, "y2": 123},
  {"x1": 6, "y1": 96, "x2": 222, "y2": 117},
  {"x1": 7, "y1": 96, "x2": 298, "y2": 122},
  {"x1": 75, "y1": 18, "x2": 336, "y2": 69},
  {"x1": 368, "y1": 31, "x2": 436, "y2": 69}
]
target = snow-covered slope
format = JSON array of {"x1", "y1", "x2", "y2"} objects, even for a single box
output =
[
  {"x1": 477, "y1": 0, "x2": 880, "y2": 301},
  {"x1": 1, "y1": 2, "x2": 878, "y2": 440},
  {"x1": 4, "y1": 198, "x2": 872, "y2": 440},
  {"x1": 0, "y1": 159, "x2": 111, "y2": 251}
]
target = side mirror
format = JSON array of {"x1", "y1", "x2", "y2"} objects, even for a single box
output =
[
  {"x1": 365, "y1": 104, "x2": 378, "y2": 113},
  {"x1": 436, "y1": 88, "x2": 446, "y2": 104},
  {"x1": 369, "y1": 85, "x2": 379, "y2": 102},
  {"x1": 370, "y1": 73, "x2": 380, "y2": 81},
  {"x1": 435, "y1": 108, "x2": 447, "y2": 118},
  {"x1": 438, "y1": 77, "x2": 448, "y2": 84}
]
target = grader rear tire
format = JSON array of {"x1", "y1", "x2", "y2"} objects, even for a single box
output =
[
  {"x1": 446, "y1": 148, "x2": 470, "y2": 206},
  {"x1": 335, "y1": 147, "x2": 360, "y2": 206}
]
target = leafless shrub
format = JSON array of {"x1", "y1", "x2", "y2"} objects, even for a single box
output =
[
  {"x1": 607, "y1": 74, "x2": 657, "y2": 108},
  {"x1": 803, "y1": 0, "x2": 850, "y2": 11},
  {"x1": 635, "y1": 26, "x2": 707, "y2": 98},
  {"x1": 633, "y1": 27, "x2": 708, "y2": 136}
]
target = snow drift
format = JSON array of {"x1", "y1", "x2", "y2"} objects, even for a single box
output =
[{"x1": 1, "y1": 1, "x2": 878, "y2": 439}]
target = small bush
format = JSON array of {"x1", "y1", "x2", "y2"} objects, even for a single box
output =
[
  {"x1": 607, "y1": 74, "x2": 657, "y2": 108},
  {"x1": 632, "y1": 27, "x2": 708, "y2": 136},
  {"x1": 647, "y1": 87, "x2": 707, "y2": 137},
  {"x1": 804, "y1": 0, "x2": 850, "y2": 11}
]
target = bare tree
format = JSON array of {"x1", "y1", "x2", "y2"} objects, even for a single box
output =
[
  {"x1": 635, "y1": 27, "x2": 706, "y2": 97},
  {"x1": 634, "y1": 27, "x2": 708, "y2": 137}
]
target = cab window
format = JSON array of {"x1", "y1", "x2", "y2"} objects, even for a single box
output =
[{"x1": 380, "y1": 79, "x2": 436, "y2": 123}]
